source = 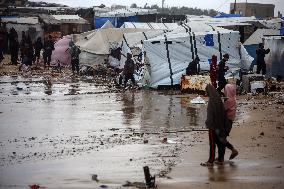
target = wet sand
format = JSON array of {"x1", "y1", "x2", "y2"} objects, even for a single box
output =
[
  {"x1": 158, "y1": 95, "x2": 284, "y2": 189},
  {"x1": 0, "y1": 59, "x2": 284, "y2": 188}
]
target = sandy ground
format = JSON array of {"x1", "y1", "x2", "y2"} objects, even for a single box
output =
[
  {"x1": 157, "y1": 95, "x2": 284, "y2": 189},
  {"x1": 0, "y1": 55, "x2": 284, "y2": 189}
]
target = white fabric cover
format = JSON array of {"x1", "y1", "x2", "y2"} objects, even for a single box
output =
[
  {"x1": 244, "y1": 29, "x2": 280, "y2": 45},
  {"x1": 143, "y1": 30, "x2": 247, "y2": 88}
]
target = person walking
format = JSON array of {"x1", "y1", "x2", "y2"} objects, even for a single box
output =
[
  {"x1": 256, "y1": 43, "x2": 270, "y2": 75},
  {"x1": 43, "y1": 35, "x2": 54, "y2": 69},
  {"x1": 69, "y1": 41, "x2": 81, "y2": 75},
  {"x1": 210, "y1": 55, "x2": 218, "y2": 88},
  {"x1": 223, "y1": 84, "x2": 239, "y2": 160},
  {"x1": 217, "y1": 54, "x2": 229, "y2": 95},
  {"x1": 119, "y1": 53, "x2": 136, "y2": 87},
  {"x1": 201, "y1": 84, "x2": 227, "y2": 167}
]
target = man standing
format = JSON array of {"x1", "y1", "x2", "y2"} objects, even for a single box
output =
[
  {"x1": 120, "y1": 53, "x2": 136, "y2": 87},
  {"x1": 256, "y1": 43, "x2": 270, "y2": 75},
  {"x1": 217, "y1": 54, "x2": 229, "y2": 94},
  {"x1": 69, "y1": 41, "x2": 81, "y2": 75},
  {"x1": 9, "y1": 28, "x2": 19, "y2": 65},
  {"x1": 43, "y1": 35, "x2": 54, "y2": 69}
]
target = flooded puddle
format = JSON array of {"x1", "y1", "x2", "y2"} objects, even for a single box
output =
[{"x1": 0, "y1": 76, "x2": 247, "y2": 188}]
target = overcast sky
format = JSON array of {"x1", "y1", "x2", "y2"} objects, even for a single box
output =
[{"x1": 31, "y1": 0, "x2": 284, "y2": 16}]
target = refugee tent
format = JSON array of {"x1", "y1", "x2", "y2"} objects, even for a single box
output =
[
  {"x1": 121, "y1": 22, "x2": 179, "y2": 31},
  {"x1": 94, "y1": 8, "x2": 157, "y2": 28},
  {"x1": 243, "y1": 29, "x2": 280, "y2": 69},
  {"x1": 143, "y1": 30, "x2": 251, "y2": 88},
  {"x1": 50, "y1": 36, "x2": 72, "y2": 67},
  {"x1": 75, "y1": 28, "x2": 148, "y2": 67},
  {"x1": 121, "y1": 30, "x2": 165, "y2": 55},
  {"x1": 264, "y1": 36, "x2": 284, "y2": 78},
  {"x1": 101, "y1": 20, "x2": 114, "y2": 29}
]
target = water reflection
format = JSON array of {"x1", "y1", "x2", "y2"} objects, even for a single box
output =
[
  {"x1": 207, "y1": 162, "x2": 238, "y2": 182},
  {"x1": 44, "y1": 79, "x2": 52, "y2": 95},
  {"x1": 121, "y1": 91, "x2": 136, "y2": 126},
  {"x1": 140, "y1": 91, "x2": 206, "y2": 133}
]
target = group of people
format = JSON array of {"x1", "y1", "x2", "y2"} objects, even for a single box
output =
[
  {"x1": 202, "y1": 83, "x2": 239, "y2": 166},
  {"x1": 186, "y1": 53, "x2": 230, "y2": 95},
  {"x1": 2, "y1": 27, "x2": 55, "y2": 69}
]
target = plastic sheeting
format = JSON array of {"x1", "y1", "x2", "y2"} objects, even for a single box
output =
[
  {"x1": 50, "y1": 36, "x2": 72, "y2": 67},
  {"x1": 79, "y1": 51, "x2": 107, "y2": 67},
  {"x1": 264, "y1": 36, "x2": 284, "y2": 78},
  {"x1": 143, "y1": 30, "x2": 251, "y2": 88}
]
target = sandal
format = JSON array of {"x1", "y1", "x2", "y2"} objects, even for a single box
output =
[{"x1": 200, "y1": 162, "x2": 214, "y2": 167}]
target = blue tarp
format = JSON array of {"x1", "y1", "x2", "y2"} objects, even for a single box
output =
[
  {"x1": 95, "y1": 16, "x2": 139, "y2": 29},
  {"x1": 244, "y1": 44, "x2": 258, "y2": 71},
  {"x1": 280, "y1": 27, "x2": 284, "y2": 35},
  {"x1": 214, "y1": 12, "x2": 242, "y2": 18}
]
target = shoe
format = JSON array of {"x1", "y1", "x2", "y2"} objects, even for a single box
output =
[
  {"x1": 200, "y1": 161, "x2": 214, "y2": 167},
  {"x1": 229, "y1": 149, "x2": 238, "y2": 160}
]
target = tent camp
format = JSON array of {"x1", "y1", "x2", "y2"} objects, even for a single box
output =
[
  {"x1": 94, "y1": 8, "x2": 158, "y2": 28},
  {"x1": 75, "y1": 28, "x2": 148, "y2": 67},
  {"x1": 264, "y1": 36, "x2": 284, "y2": 78},
  {"x1": 143, "y1": 30, "x2": 251, "y2": 88},
  {"x1": 243, "y1": 29, "x2": 280, "y2": 69}
]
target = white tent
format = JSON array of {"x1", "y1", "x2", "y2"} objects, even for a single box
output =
[
  {"x1": 244, "y1": 29, "x2": 280, "y2": 46},
  {"x1": 264, "y1": 36, "x2": 284, "y2": 78},
  {"x1": 75, "y1": 28, "x2": 147, "y2": 67},
  {"x1": 101, "y1": 20, "x2": 114, "y2": 29},
  {"x1": 143, "y1": 30, "x2": 251, "y2": 88},
  {"x1": 121, "y1": 22, "x2": 180, "y2": 30}
]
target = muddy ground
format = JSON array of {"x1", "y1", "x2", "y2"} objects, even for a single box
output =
[{"x1": 0, "y1": 56, "x2": 284, "y2": 189}]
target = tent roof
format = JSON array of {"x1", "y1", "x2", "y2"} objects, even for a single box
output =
[
  {"x1": 244, "y1": 29, "x2": 280, "y2": 45},
  {"x1": 1, "y1": 17, "x2": 39, "y2": 25},
  {"x1": 75, "y1": 28, "x2": 148, "y2": 54},
  {"x1": 96, "y1": 8, "x2": 157, "y2": 17},
  {"x1": 121, "y1": 22, "x2": 179, "y2": 30},
  {"x1": 101, "y1": 20, "x2": 114, "y2": 29}
]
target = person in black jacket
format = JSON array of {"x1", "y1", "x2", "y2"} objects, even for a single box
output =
[
  {"x1": 43, "y1": 35, "x2": 54, "y2": 69},
  {"x1": 34, "y1": 37, "x2": 43, "y2": 65},
  {"x1": 186, "y1": 55, "x2": 200, "y2": 75},
  {"x1": 256, "y1": 43, "x2": 270, "y2": 75},
  {"x1": 217, "y1": 54, "x2": 229, "y2": 94},
  {"x1": 9, "y1": 28, "x2": 19, "y2": 65}
]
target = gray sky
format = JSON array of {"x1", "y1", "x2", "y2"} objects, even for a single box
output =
[{"x1": 31, "y1": 0, "x2": 284, "y2": 16}]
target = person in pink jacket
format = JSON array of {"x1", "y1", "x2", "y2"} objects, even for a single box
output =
[{"x1": 224, "y1": 84, "x2": 238, "y2": 160}]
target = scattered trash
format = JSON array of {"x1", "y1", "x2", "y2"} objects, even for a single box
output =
[
  {"x1": 250, "y1": 81, "x2": 266, "y2": 94},
  {"x1": 190, "y1": 96, "x2": 205, "y2": 104},
  {"x1": 123, "y1": 181, "x2": 146, "y2": 188},
  {"x1": 143, "y1": 139, "x2": 148, "y2": 144},
  {"x1": 260, "y1": 132, "x2": 264, "y2": 136},
  {"x1": 91, "y1": 174, "x2": 99, "y2": 182}
]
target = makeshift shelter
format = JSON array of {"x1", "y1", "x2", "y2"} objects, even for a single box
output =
[
  {"x1": 121, "y1": 22, "x2": 179, "y2": 30},
  {"x1": 243, "y1": 29, "x2": 280, "y2": 69},
  {"x1": 1, "y1": 16, "x2": 43, "y2": 42},
  {"x1": 264, "y1": 36, "x2": 284, "y2": 78},
  {"x1": 143, "y1": 30, "x2": 251, "y2": 88},
  {"x1": 94, "y1": 8, "x2": 157, "y2": 28},
  {"x1": 75, "y1": 28, "x2": 147, "y2": 67},
  {"x1": 50, "y1": 36, "x2": 72, "y2": 67}
]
